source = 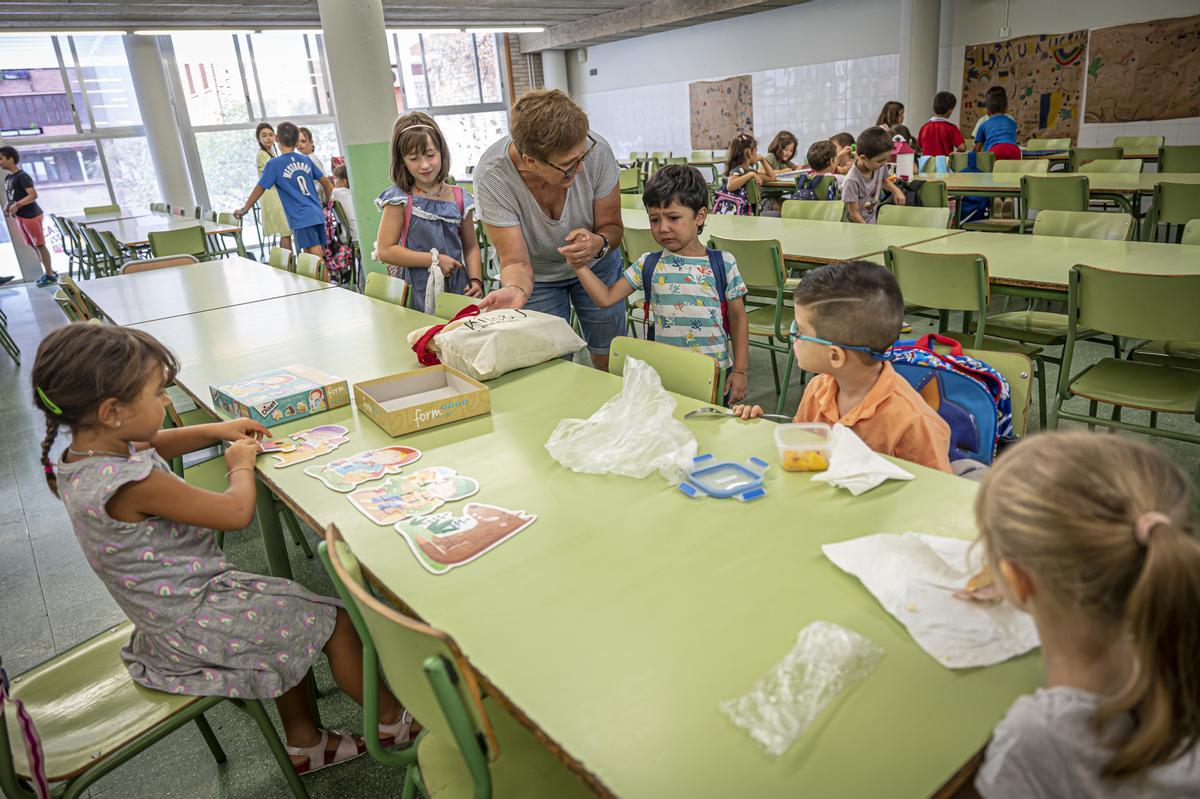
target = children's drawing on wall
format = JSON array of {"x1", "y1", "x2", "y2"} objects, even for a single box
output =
[
  {"x1": 690, "y1": 75, "x2": 754, "y2": 150},
  {"x1": 1084, "y1": 15, "x2": 1200, "y2": 123}
]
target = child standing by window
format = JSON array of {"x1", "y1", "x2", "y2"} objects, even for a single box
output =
[
  {"x1": 31, "y1": 323, "x2": 418, "y2": 775},
  {"x1": 842, "y1": 127, "x2": 907, "y2": 224},
  {"x1": 918, "y1": 91, "x2": 967, "y2": 157},
  {"x1": 253, "y1": 123, "x2": 291, "y2": 253},
  {"x1": 569, "y1": 165, "x2": 751, "y2": 403},
  {"x1": 330, "y1": 165, "x2": 358, "y2": 243},
  {"x1": 375, "y1": 112, "x2": 484, "y2": 313},
  {"x1": 237, "y1": 123, "x2": 332, "y2": 261},
  {"x1": 975, "y1": 90, "x2": 1021, "y2": 161},
  {"x1": 970, "y1": 432, "x2": 1200, "y2": 797},
  {"x1": 712, "y1": 133, "x2": 775, "y2": 215},
  {"x1": 0, "y1": 145, "x2": 56, "y2": 287}
]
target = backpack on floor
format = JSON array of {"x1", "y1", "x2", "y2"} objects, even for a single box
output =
[
  {"x1": 888, "y1": 334, "x2": 1014, "y2": 464},
  {"x1": 956, "y1": 151, "x2": 990, "y2": 224},
  {"x1": 641, "y1": 249, "x2": 729, "y2": 342}
]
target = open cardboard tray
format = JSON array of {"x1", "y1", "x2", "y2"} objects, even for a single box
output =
[{"x1": 353, "y1": 364, "x2": 490, "y2": 436}]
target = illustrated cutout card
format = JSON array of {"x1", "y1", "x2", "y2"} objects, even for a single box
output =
[
  {"x1": 348, "y1": 467, "x2": 480, "y2": 526},
  {"x1": 264, "y1": 424, "x2": 351, "y2": 468},
  {"x1": 303, "y1": 445, "x2": 422, "y2": 492},
  {"x1": 395, "y1": 503, "x2": 536, "y2": 575}
]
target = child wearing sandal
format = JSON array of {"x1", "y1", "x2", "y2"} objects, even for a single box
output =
[
  {"x1": 375, "y1": 111, "x2": 484, "y2": 313},
  {"x1": 31, "y1": 323, "x2": 416, "y2": 776}
]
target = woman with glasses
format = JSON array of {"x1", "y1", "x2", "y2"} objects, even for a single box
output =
[{"x1": 474, "y1": 89, "x2": 625, "y2": 370}]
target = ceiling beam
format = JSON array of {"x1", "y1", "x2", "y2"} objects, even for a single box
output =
[{"x1": 520, "y1": 0, "x2": 801, "y2": 50}]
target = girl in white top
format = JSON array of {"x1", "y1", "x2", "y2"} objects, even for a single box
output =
[{"x1": 970, "y1": 432, "x2": 1200, "y2": 798}]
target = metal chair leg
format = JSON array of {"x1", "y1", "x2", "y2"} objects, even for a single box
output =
[
  {"x1": 234, "y1": 699, "x2": 311, "y2": 799},
  {"x1": 194, "y1": 713, "x2": 228, "y2": 765}
]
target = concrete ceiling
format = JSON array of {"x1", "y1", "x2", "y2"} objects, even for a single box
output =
[{"x1": 0, "y1": 0, "x2": 808, "y2": 49}]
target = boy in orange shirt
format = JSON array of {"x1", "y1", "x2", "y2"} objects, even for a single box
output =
[{"x1": 734, "y1": 260, "x2": 951, "y2": 472}]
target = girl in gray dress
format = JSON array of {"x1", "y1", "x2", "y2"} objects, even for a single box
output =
[{"x1": 31, "y1": 324, "x2": 415, "y2": 776}]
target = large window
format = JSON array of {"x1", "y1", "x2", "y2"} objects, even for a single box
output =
[
  {"x1": 0, "y1": 33, "x2": 151, "y2": 279},
  {"x1": 170, "y1": 32, "x2": 250, "y2": 125}
]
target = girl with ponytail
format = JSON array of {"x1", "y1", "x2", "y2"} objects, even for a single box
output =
[{"x1": 973, "y1": 431, "x2": 1200, "y2": 797}]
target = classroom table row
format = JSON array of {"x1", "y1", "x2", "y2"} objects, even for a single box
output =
[
  {"x1": 621, "y1": 207, "x2": 1200, "y2": 297},
  {"x1": 70, "y1": 263, "x2": 1043, "y2": 797}
]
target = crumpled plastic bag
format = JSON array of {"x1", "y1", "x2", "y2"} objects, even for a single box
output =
[
  {"x1": 720, "y1": 621, "x2": 885, "y2": 756},
  {"x1": 545, "y1": 357, "x2": 697, "y2": 482}
]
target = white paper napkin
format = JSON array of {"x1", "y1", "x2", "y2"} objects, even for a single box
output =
[
  {"x1": 822, "y1": 533, "x2": 1040, "y2": 668},
  {"x1": 810, "y1": 423, "x2": 914, "y2": 495}
]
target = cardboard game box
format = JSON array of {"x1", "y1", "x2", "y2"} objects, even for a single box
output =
[
  {"x1": 353, "y1": 365, "x2": 490, "y2": 436},
  {"x1": 211, "y1": 364, "x2": 350, "y2": 427}
]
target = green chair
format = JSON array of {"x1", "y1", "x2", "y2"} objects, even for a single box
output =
[
  {"x1": 884, "y1": 245, "x2": 1048, "y2": 426},
  {"x1": 916, "y1": 180, "x2": 947, "y2": 207},
  {"x1": 689, "y1": 150, "x2": 712, "y2": 162},
  {"x1": 52, "y1": 288, "x2": 82, "y2": 321},
  {"x1": 1018, "y1": 175, "x2": 1088, "y2": 233},
  {"x1": 619, "y1": 194, "x2": 644, "y2": 210},
  {"x1": 1068, "y1": 146, "x2": 1123, "y2": 172},
  {"x1": 663, "y1": 156, "x2": 687, "y2": 166},
  {"x1": 1025, "y1": 138, "x2": 1071, "y2": 150},
  {"x1": 64, "y1": 218, "x2": 96, "y2": 278},
  {"x1": 1157, "y1": 145, "x2": 1200, "y2": 173},
  {"x1": 99, "y1": 230, "x2": 134, "y2": 269},
  {"x1": 621, "y1": 226, "x2": 658, "y2": 336},
  {"x1": 268, "y1": 246, "x2": 293, "y2": 271},
  {"x1": 609, "y1": 335, "x2": 722, "y2": 403},
  {"x1": 710, "y1": 234, "x2": 792, "y2": 414},
  {"x1": 48, "y1": 214, "x2": 84, "y2": 278},
  {"x1": 1029, "y1": 209, "x2": 1131, "y2": 240},
  {"x1": 0, "y1": 624, "x2": 309, "y2": 799},
  {"x1": 1125, "y1": 220, "x2": 1200, "y2": 371},
  {"x1": 82, "y1": 203, "x2": 119, "y2": 216},
  {"x1": 318, "y1": 527, "x2": 593, "y2": 799},
  {"x1": 950, "y1": 151, "x2": 993, "y2": 172},
  {"x1": 926, "y1": 344, "x2": 1035, "y2": 437},
  {"x1": 148, "y1": 225, "x2": 209, "y2": 261},
  {"x1": 54, "y1": 276, "x2": 97, "y2": 321},
  {"x1": 1184, "y1": 219, "x2": 1200, "y2": 245},
  {"x1": 434, "y1": 292, "x2": 477, "y2": 320},
  {"x1": 79, "y1": 225, "x2": 117, "y2": 277},
  {"x1": 365, "y1": 272, "x2": 410, "y2": 307},
  {"x1": 1050, "y1": 265, "x2": 1200, "y2": 444},
  {"x1": 0, "y1": 308, "x2": 18, "y2": 365},
  {"x1": 876, "y1": 205, "x2": 950, "y2": 228},
  {"x1": 781, "y1": 200, "x2": 842, "y2": 222},
  {"x1": 214, "y1": 212, "x2": 247, "y2": 258},
  {"x1": 1112, "y1": 135, "x2": 1164, "y2": 153},
  {"x1": 745, "y1": 177, "x2": 762, "y2": 215},
  {"x1": 618, "y1": 167, "x2": 640, "y2": 194},
  {"x1": 121, "y1": 254, "x2": 200, "y2": 274},
  {"x1": 1078, "y1": 158, "x2": 1141, "y2": 174},
  {"x1": 1143, "y1": 182, "x2": 1200, "y2": 242},
  {"x1": 993, "y1": 160, "x2": 1050, "y2": 175},
  {"x1": 295, "y1": 252, "x2": 326, "y2": 282}
]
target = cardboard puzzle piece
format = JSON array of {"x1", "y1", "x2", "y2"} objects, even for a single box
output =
[
  {"x1": 395, "y1": 503, "x2": 536, "y2": 575},
  {"x1": 261, "y1": 424, "x2": 351, "y2": 468},
  {"x1": 347, "y1": 467, "x2": 480, "y2": 526},
  {"x1": 303, "y1": 445, "x2": 422, "y2": 492}
]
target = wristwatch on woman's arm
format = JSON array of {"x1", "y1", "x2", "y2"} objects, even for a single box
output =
[{"x1": 594, "y1": 233, "x2": 610, "y2": 260}]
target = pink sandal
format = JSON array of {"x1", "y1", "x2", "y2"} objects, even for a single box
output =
[
  {"x1": 285, "y1": 729, "x2": 366, "y2": 775},
  {"x1": 379, "y1": 710, "x2": 416, "y2": 748}
]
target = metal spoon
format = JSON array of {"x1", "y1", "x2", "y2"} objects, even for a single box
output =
[{"x1": 684, "y1": 407, "x2": 794, "y2": 422}]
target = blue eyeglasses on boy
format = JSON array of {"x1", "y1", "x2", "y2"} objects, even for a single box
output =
[{"x1": 789, "y1": 320, "x2": 891, "y2": 360}]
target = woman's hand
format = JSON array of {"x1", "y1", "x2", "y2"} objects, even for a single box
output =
[
  {"x1": 215, "y1": 419, "x2": 268, "y2": 443},
  {"x1": 478, "y1": 284, "x2": 527, "y2": 311},
  {"x1": 557, "y1": 228, "x2": 598, "y2": 268}
]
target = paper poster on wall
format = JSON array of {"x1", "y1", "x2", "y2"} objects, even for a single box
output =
[
  {"x1": 689, "y1": 75, "x2": 753, "y2": 150},
  {"x1": 1084, "y1": 15, "x2": 1200, "y2": 124},
  {"x1": 960, "y1": 30, "x2": 1087, "y2": 144}
]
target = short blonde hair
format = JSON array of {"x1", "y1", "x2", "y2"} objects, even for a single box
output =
[
  {"x1": 976, "y1": 432, "x2": 1200, "y2": 780},
  {"x1": 510, "y1": 89, "x2": 590, "y2": 163},
  {"x1": 389, "y1": 111, "x2": 450, "y2": 192}
]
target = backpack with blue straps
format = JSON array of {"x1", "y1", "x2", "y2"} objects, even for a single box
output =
[
  {"x1": 640, "y1": 249, "x2": 729, "y2": 341},
  {"x1": 888, "y1": 334, "x2": 1014, "y2": 464},
  {"x1": 956, "y1": 150, "x2": 990, "y2": 224},
  {"x1": 788, "y1": 173, "x2": 837, "y2": 201}
]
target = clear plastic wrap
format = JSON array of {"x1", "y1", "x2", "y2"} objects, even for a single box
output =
[
  {"x1": 544, "y1": 357, "x2": 698, "y2": 482},
  {"x1": 720, "y1": 621, "x2": 885, "y2": 756}
]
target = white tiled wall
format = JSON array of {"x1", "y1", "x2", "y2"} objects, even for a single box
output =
[{"x1": 578, "y1": 54, "x2": 901, "y2": 158}]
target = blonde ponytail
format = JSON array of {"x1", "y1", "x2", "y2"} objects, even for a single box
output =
[{"x1": 976, "y1": 432, "x2": 1200, "y2": 780}]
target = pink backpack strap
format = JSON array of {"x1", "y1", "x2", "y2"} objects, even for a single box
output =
[
  {"x1": 453, "y1": 185, "x2": 464, "y2": 216},
  {"x1": 399, "y1": 192, "x2": 413, "y2": 249}
]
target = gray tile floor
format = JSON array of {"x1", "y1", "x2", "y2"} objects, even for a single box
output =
[{"x1": 0, "y1": 278, "x2": 1196, "y2": 798}]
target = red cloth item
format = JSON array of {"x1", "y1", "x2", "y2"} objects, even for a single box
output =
[
  {"x1": 989, "y1": 142, "x2": 1022, "y2": 161},
  {"x1": 917, "y1": 119, "x2": 964, "y2": 157},
  {"x1": 16, "y1": 213, "x2": 45, "y2": 247},
  {"x1": 411, "y1": 304, "x2": 480, "y2": 365}
]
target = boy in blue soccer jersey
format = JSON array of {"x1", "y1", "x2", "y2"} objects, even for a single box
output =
[
  {"x1": 235, "y1": 121, "x2": 333, "y2": 259},
  {"x1": 569, "y1": 164, "x2": 750, "y2": 403}
]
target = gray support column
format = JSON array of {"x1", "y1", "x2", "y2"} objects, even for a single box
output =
[
  {"x1": 123, "y1": 34, "x2": 195, "y2": 208},
  {"x1": 541, "y1": 50, "x2": 569, "y2": 94},
  {"x1": 898, "y1": 0, "x2": 941, "y2": 128},
  {"x1": 317, "y1": 0, "x2": 397, "y2": 285}
]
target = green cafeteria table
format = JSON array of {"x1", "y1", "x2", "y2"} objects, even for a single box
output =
[
  {"x1": 104, "y1": 283, "x2": 1041, "y2": 797},
  {"x1": 84, "y1": 215, "x2": 241, "y2": 249},
  {"x1": 621, "y1": 207, "x2": 960, "y2": 265},
  {"x1": 78, "y1": 257, "x2": 334, "y2": 325},
  {"x1": 64, "y1": 207, "x2": 153, "y2": 224}
]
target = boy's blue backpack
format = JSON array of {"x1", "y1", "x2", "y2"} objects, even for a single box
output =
[
  {"x1": 788, "y1": 173, "x2": 836, "y2": 201},
  {"x1": 956, "y1": 151, "x2": 990, "y2": 224},
  {"x1": 888, "y1": 334, "x2": 1014, "y2": 465},
  {"x1": 641, "y1": 249, "x2": 729, "y2": 342}
]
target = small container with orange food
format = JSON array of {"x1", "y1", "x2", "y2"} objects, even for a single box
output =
[{"x1": 774, "y1": 423, "x2": 833, "y2": 472}]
